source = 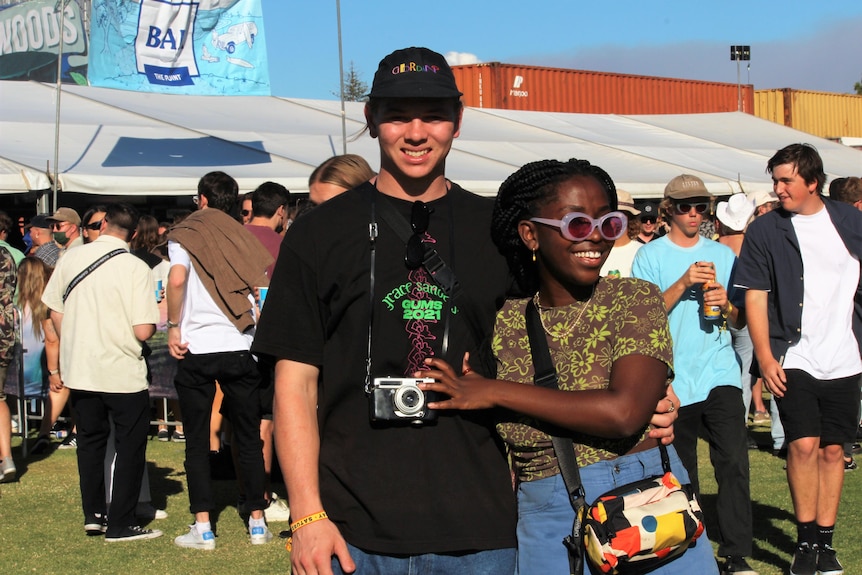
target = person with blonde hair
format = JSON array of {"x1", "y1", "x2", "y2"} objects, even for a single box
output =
[
  {"x1": 18, "y1": 258, "x2": 61, "y2": 455},
  {"x1": 308, "y1": 154, "x2": 375, "y2": 206}
]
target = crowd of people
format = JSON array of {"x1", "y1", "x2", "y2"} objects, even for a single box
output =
[{"x1": 1, "y1": 45, "x2": 860, "y2": 575}]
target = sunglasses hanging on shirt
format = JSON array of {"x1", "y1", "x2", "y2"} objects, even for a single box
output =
[{"x1": 405, "y1": 201, "x2": 431, "y2": 269}]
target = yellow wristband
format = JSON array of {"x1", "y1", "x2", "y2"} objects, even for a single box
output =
[
  {"x1": 722, "y1": 301, "x2": 734, "y2": 318},
  {"x1": 289, "y1": 511, "x2": 328, "y2": 535},
  {"x1": 285, "y1": 511, "x2": 328, "y2": 553}
]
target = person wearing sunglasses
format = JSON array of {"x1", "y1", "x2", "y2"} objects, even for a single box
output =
[
  {"x1": 240, "y1": 191, "x2": 254, "y2": 225},
  {"x1": 81, "y1": 205, "x2": 108, "y2": 244},
  {"x1": 45, "y1": 207, "x2": 83, "y2": 256},
  {"x1": 252, "y1": 46, "x2": 517, "y2": 575},
  {"x1": 632, "y1": 174, "x2": 758, "y2": 575},
  {"x1": 636, "y1": 201, "x2": 660, "y2": 244},
  {"x1": 416, "y1": 158, "x2": 714, "y2": 575},
  {"x1": 26, "y1": 214, "x2": 60, "y2": 268}
]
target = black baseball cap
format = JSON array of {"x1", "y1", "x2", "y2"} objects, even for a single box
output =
[
  {"x1": 25, "y1": 214, "x2": 52, "y2": 230},
  {"x1": 368, "y1": 47, "x2": 463, "y2": 100},
  {"x1": 639, "y1": 202, "x2": 658, "y2": 220}
]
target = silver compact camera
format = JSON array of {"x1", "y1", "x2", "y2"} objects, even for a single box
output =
[{"x1": 369, "y1": 377, "x2": 439, "y2": 424}]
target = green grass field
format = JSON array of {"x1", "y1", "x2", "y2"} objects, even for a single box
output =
[{"x1": 1, "y1": 425, "x2": 859, "y2": 575}]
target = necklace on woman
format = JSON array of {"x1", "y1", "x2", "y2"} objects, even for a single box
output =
[{"x1": 532, "y1": 288, "x2": 594, "y2": 340}]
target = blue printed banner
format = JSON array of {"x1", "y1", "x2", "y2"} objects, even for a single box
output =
[{"x1": 88, "y1": 0, "x2": 270, "y2": 95}]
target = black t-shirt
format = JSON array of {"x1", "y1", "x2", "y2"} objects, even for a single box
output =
[{"x1": 252, "y1": 182, "x2": 517, "y2": 555}]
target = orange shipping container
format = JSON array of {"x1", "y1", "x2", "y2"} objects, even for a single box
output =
[
  {"x1": 754, "y1": 89, "x2": 862, "y2": 139},
  {"x1": 451, "y1": 63, "x2": 755, "y2": 115}
]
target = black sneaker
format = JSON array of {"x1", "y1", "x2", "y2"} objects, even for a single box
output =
[
  {"x1": 58, "y1": 432, "x2": 77, "y2": 450},
  {"x1": 721, "y1": 555, "x2": 758, "y2": 575},
  {"x1": 105, "y1": 525, "x2": 163, "y2": 542},
  {"x1": 816, "y1": 545, "x2": 844, "y2": 575},
  {"x1": 30, "y1": 435, "x2": 53, "y2": 455},
  {"x1": 790, "y1": 543, "x2": 817, "y2": 575},
  {"x1": 84, "y1": 513, "x2": 108, "y2": 536},
  {"x1": 844, "y1": 457, "x2": 858, "y2": 472}
]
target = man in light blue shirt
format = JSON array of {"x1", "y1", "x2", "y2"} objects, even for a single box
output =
[{"x1": 632, "y1": 174, "x2": 756, "y2": 575}]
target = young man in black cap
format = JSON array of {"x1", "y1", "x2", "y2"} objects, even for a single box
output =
[
  {"x1": 636, "y1": 201, "x2": 659, "y2": 243},
  {"x1": 253, "y1": 47, "x2": 518, "y2": 574}
]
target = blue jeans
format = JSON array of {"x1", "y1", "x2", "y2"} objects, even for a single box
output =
[
  {"x1": 516, "y1": 445, "x2": 719, "y2": 575},
  {"x1": 331, "y1": 542, "x2": 516, "y2": 575}
]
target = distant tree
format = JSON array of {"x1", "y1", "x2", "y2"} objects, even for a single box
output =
[
  {"x1": 332, "y1": 61, "x2": 368, "y2": 102},
  {"x1": 855, "y1": 77, "x2": 862, "y2": 95}
]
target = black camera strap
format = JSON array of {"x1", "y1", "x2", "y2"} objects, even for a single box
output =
[
  {"x1": 62, "y1": 248, "x2": 127, "y2": 303},
  {"x1": 364, "y1": 190, "x2": 453, "y2": 391}
]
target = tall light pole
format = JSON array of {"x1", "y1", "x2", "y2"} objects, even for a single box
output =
[
  {"x1": 53, "y1": 0, "x2": 70, "y2": 211},
  {"x1": 336, "y1": 0, "x2": 347, "y2": 155},
  {"x1": 729, "y1": 45, "x2": 750, "y2": 112}
]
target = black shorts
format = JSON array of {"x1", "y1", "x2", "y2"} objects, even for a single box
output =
[{"x1": 777, "y1": 369, "x2": 861, "y2": 445}]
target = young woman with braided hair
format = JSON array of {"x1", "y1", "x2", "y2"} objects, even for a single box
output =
[{"x1": 419, "y1": 158, "x2": 718, "y2": 574}]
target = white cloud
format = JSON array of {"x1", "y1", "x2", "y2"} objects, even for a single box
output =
[{"x1": 444, "y1": 52, "x2": 482, "y2": 66}]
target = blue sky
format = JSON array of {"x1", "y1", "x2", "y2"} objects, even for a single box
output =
[{"x1": 261, "y1": 0, "x2": 862, "y2": 100}]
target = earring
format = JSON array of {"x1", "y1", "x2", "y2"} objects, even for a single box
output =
[{"x1": 532, "y1": 249, "x2": 537, "y2": 263}]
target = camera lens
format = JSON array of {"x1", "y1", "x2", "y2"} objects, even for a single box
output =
[{"x1": 394, "y1": 385, "x2": 424, "y2": 415}]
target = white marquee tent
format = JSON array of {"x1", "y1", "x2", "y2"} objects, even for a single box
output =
[{"x1": 1, "y1": 80, "x2": 860, "y2": 198}]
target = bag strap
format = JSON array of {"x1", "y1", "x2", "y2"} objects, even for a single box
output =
[
  {"x1": 525, "y1": 299, "x2": 587, "y2": 575},
  {"x1": 374, "y1": 193, "x2": 461, "y2": 298},
  {"x1": 62, "y1": 248, "x2": 127, "y2": 303},
  {"x1": 525, "y1": 299, "x2": 587, "y2": 506},
  {"x1": 374, "y1": 191, "x2": 497, "y2": 376}
]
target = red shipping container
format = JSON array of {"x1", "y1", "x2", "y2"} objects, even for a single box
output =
[{"x1": 451, "y1": 63, "x2": 755, "y2": 115}]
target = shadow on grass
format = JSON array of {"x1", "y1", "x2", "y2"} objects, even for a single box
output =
[
  {"x1": 699, "y1": 492, "x2": 795, "y2": 572},
  {"x1": 147, "y1": 459, "x2": 185, "y2": 512}
]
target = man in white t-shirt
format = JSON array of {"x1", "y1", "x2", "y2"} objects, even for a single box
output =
[
  {"x1": 735, "y1": 144, "x2": 862, "y2": 575},
  {"x1": 166, "y1": 171, "x2": 274, "y2": 550}
]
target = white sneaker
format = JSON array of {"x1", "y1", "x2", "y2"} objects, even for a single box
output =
[
  {"x1": 0, "y1": 457, "x2": 15, "y2": 483},
  {"x1": 264, "y1": 492, "x2": 291, "y2": 522},
  {"x1": 136, "y1": 503, "x2": 168, "y2": 520},
  {"x1": 249, "y1": 521, "x2": 273, "y2": 545},
  {"x1": 105, "y1": 525, "x2": 163, "y2": 542},
  {"x1": 174, "y1": 525, "x2": 216, "y2": 550}
]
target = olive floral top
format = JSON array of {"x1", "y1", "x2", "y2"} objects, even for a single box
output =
[{"x1": 494, "y1": 277, "x2": 673, "y2": 482}]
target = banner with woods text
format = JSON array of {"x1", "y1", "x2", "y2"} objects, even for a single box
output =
[
  {"x1": 88, "y1": 0, "x2": 270, "y2": 95},
  {"x1": 0, "y1": 0, "x2": 89, "y2": 83}
]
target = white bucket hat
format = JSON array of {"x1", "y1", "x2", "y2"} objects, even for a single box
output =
[
  {"x1": 746, "y1": 189, "x2": 779, "y2": 208},
  {"x1": 716, "y1": 193, "x2": 755, "y2": 232}
]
